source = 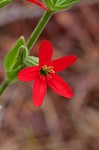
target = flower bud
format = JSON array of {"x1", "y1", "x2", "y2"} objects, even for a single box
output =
[
  {"x1": 25, "y1": 56, "x2": 39, "y2": 66},
  {"x1": 17, "y1": 46, "x2": 28, "y2": 65}
]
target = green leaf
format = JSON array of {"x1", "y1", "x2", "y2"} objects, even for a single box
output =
[
  {"x1": 4, "y1": 36, "x2": 26, "y2": 82},
  {"x1": 0, "y1": 0, "x2": 13, "y2": 8},
  {"x1": 43, "y1": 0, "x2": 53, "y2": 9},
  {"x1": 54, "y1": 0, "x2": 80, "y2": 11},
  {"x1": 4, "y1": 36, "x2": 25, "y2": 70},
  {"x1": 6, "y1": 66, "x2": 22, "y2": 82},
  {"x1": 56, "y1": 0, "x2": 79, "y2": 6}
]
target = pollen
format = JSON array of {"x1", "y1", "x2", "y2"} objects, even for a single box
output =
[{"x1": 40, "y1": 65, "x2": 55, "y2": 77}]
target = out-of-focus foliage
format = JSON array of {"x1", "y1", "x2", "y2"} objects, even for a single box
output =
[{"x1": 0, "y1": 0, "x2": 13, "y2": 8}]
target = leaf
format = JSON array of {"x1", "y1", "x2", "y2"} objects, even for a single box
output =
[
  {"x1": 4, "y1": 36, "x2": 26, "y2": 82},
  {"x1": 4, "y1": 36, "x2": 25, "y2": 71},
  {"x1": 56, "y1": 0, "x2": 79, "y2": 6},
  {"x1": 6, "y1": 66, "x2": 22, "y2": 82},
  {"x1": 54, "y1": 0, "x2": 80, "y2": 11},
  {"x1": 0, "y1": 0, "x2": 13, "y2": 8},
  {"x1": 43, "y1": 0, "x2": 53, "y2": 9}
]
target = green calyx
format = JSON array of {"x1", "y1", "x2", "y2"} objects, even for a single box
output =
[
  {"x1": 43, "y1": 0, "x2": 80, "y2": 12},
  {"x1": 25, "y1": 56, "x2": 39, "y2": 67},
  {"x1": 17, "y1": 45, "x2": 39, "y2": 67}
]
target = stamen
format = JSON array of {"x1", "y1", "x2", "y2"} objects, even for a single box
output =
[{"x1": 40, "y1": 65, "x2": 55, "y2": 77}]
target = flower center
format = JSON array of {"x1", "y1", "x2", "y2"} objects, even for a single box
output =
[{"x1": 40, "y1": 65, "x2": 55, "y2": 77}]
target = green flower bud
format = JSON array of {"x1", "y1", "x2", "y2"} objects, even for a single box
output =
[
  {"x1": 43, "y1": 0, "x2": 80, "y2": 12},
  {"x1": 17, "y1": 46, "x2": 28, "y2": 65},
  {"x1": 25, "y1": 56, "x2": 39, "y2": 66}
]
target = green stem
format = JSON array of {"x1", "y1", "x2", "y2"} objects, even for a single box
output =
[
  {"x1": 26, "y1": 11, "x2": 53, "y2": 51},
  {"x1": 0, "y1": 11, "x2": 53, "y2": 97},
  {"x1": 0, "y1": 79, "x2": 10, "y2": 96}
]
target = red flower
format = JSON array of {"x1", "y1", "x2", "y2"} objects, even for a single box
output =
[
  {"x1": 18, "y1": 41, "x2": 77, "y2": 106},
  {"x1": 27, "y1": 0, "x2": 48, "y2": 10}
]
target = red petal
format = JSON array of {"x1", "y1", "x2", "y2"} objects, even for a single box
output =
[
  {"x1": 18, "y1": 66, "x2": 39, "y2": 82},
  {"x1": 26, "y1": 0, "x2": 48, "y2": 10},
  {"x1": 47, "y1": 74, "x2": 74, "y2": 98},
  {"x1": 51, "y1": 55, "x2": 77, "y2": 72},
  {"x1": 32, "y1": 77, "x2": 47, "y2": 106},
  {"x1": 39, "y1": 41, "x2": 53, "y2": 67}
]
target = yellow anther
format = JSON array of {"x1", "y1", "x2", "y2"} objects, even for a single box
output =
[
  {"x1": 42, "y1": 65, "x2": 55, "y2": 74},
  {"x1": 40, "y1": 65, "x2": 55, "y2": 77}
]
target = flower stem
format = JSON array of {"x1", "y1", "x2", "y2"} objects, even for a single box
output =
[
  {"x1": 0, "y1": 79, "x2": 10, "y2": 96},
  {"x1": 26, "y1": 11, "x2": 53, "y2": 51},
  {"x1": 0, "y1": 11, "x2": 53, "y2": 97}
]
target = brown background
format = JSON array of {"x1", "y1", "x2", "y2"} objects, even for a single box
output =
[{"x1": 0, "y1": 0, "x2": 99, "y2": 150}]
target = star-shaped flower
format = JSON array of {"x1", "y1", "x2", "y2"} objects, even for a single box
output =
[
  {"x1": 18, "y1": 41, "x2": 77, "y2": 106},
  {"x1": 27, "y1": 0, "x2": 48, "y2": 10}
]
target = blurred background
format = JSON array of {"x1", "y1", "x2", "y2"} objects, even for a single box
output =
[{"x1": 0, "y1": 0, "x2": 99, "y2": 150}]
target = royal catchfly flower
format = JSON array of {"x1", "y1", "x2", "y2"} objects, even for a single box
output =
[
  {"x1": 27, "y1": 0, "x2": 48, "y2": 10},
  {"x1": 18, "y1": 41, "x2": 77, "y2": 106}
]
